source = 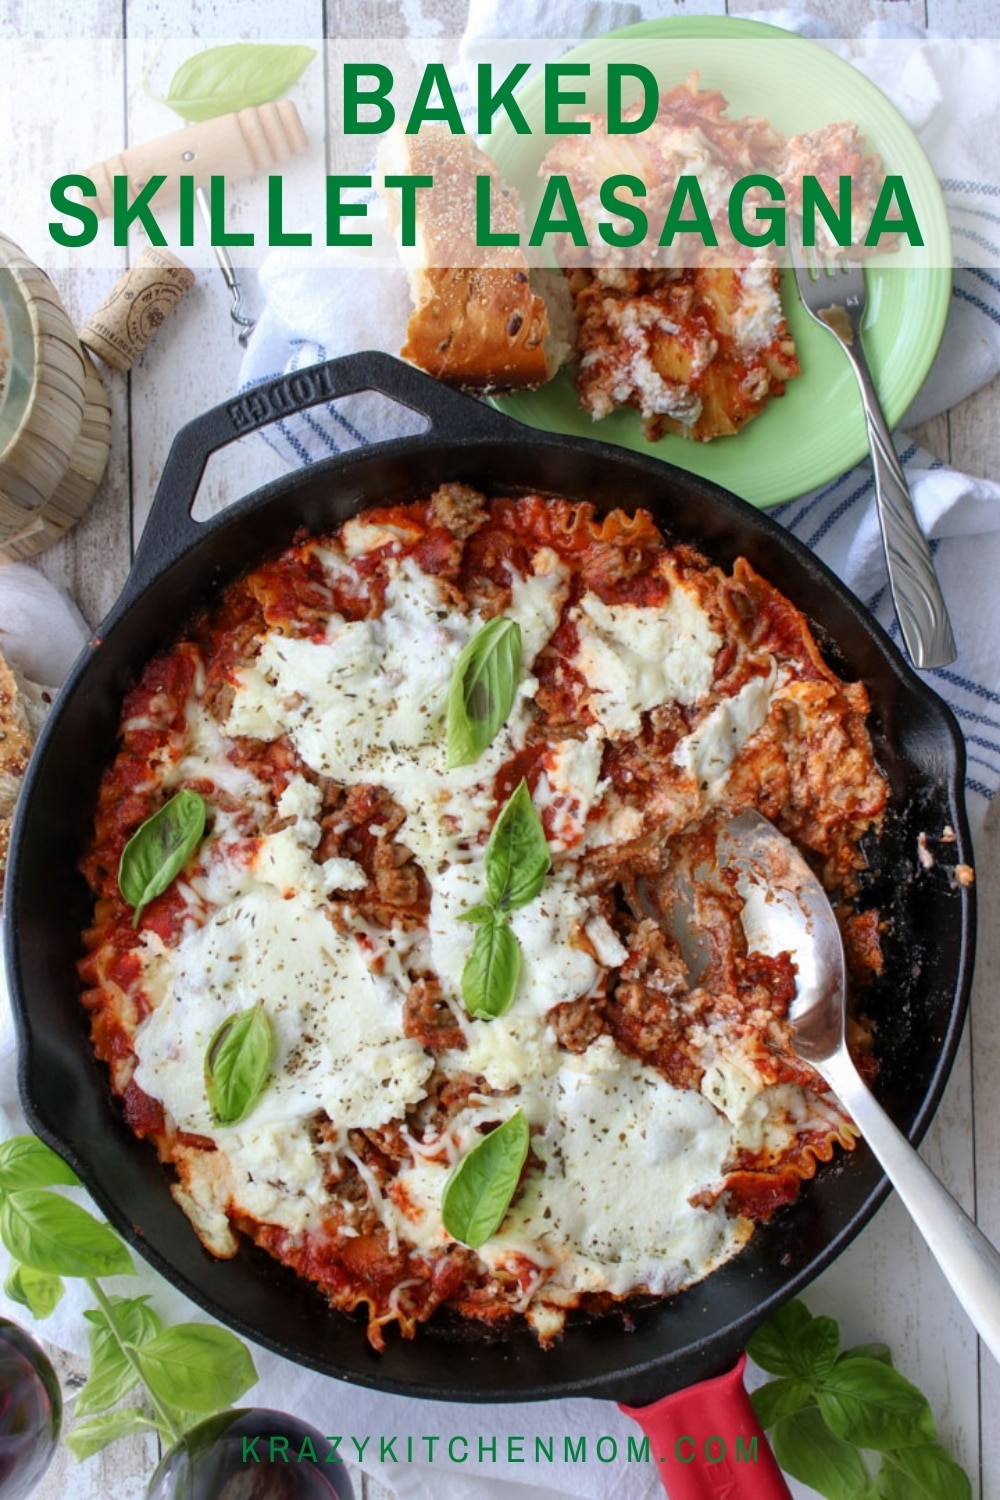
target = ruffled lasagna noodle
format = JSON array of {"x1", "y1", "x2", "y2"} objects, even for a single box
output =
[{"x1": 79, "y1": 488, "x2": 886, "y2": 1349}]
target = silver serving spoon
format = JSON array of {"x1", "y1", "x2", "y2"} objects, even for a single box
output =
[{"x1": 715, "y1": 810, "x2": 1000, "y2": 1362}]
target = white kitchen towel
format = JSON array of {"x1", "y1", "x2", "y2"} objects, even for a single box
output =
[
  {"x1": 0, "y1": 7, "x2": 997, "y2": 1500},
  {"x1": 0, "y1": 565, "x2": 88, "y2": 686}
]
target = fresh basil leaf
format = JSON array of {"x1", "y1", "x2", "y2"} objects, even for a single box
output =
[
  {"x1": 447, "y1": 617, "x2": 522, "y2": 767},
  {"x1": 485, "y1": 779, "x2": 551, "y2": 911},
  {"x1": 0, "y1": 1136, "x2": 80, "y2": 1193},
  {"x1": 148, "y1": 43, "x2": 316, "y2": 123},
  {"x1": 878, "y1": 1443, "x2": 972, "y2": 1500},
  {"x1": 133, "y1": 1323, "x2": 258, "y2": 1413},
  {"x1": 82, "y1": 1294, "x2": 163, "y2": 1339},
  {"x1": 0, "y1": 1190, "x2": 134, "y2": 1278},
  {"x1": 462, "y1": 912, "x2": 521, "y2": 1020},
  {"x1": 458, "y1": 904, "x2": 493, "y2": 923},
  {"x1": 204, "y1": 1004, "x2": 273, "y2": 1127},
  {"x1": 787, "y1": 1312, "x2": 840, "y2": 1382},
  {"x1": 841, "y1": 1342, "x2": 893, "y2": 1367},
  {"x1": 772, "y1": 1406, "x2": 872, "y2": 1500},
  {"x1": 76, "y1": 1296, "x2": 162, "y2": 1417},
  {"x1": 748, "y1": 1298, "x2": 815, "y2": 1377},
  {"x1": 119, "y1": 789, "x2": 206, "y2": 928},
  {"x1": 66, "y1": 1406, "x2": 152, "y2": 1461},
  {"x1": 441, "y1": 1110, "x2": 530, "y2": 1249},
  {"x1": 750, "y1": 1375, "x2": 814, "y2": 1429},
  {"x1": 3, "y1": 1262, "x2": 64, "y2": 1320},
  {"x1": 817, "y1": 1357, "x2": 937, "y2": 1452}
]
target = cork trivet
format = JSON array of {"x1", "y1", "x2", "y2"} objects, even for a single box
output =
[{"x1": 80, "y1": 248, "x2": 195, "y2": 373}]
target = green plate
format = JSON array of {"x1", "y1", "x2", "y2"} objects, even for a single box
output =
[{"x1": 485, "y1": 17, "x2": 952, "y2": 509}]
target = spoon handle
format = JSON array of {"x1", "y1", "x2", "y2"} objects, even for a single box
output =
[{"x1": 823, "y1": 1048, "x2": 1000, "y2": 1363}]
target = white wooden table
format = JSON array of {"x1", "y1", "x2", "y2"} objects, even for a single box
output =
[{"x1": 4, "y1": 1, "x2": 999, "y2": 1496}]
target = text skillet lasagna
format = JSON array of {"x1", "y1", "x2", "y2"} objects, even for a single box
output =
[{"x1": 79, "y1": 487, "x2": 886, "y2": 1350}]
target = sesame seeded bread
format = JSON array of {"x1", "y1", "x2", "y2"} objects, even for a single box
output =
[
  {"x1": 379, "y1": 126, "x2": 574, "y2": 392},
  {"x1": 0, "y1": 651, "x2": 34, "y2": 890},
  {"x1": 401, "y1": 264, "x2": 553, "y2": 391},
  {"x1": 0, "y1": 655, "x2": 52, "y2": 896}
]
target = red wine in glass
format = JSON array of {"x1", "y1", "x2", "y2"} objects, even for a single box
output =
[
  {"x1": 147, "y1": 1408, "x2": 356, "y2": 1499},
  {"x1": 0, "y1": 1317, "x2": 62, "y2": 1500}
]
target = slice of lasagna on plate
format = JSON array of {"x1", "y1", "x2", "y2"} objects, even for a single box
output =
[{"x1": 540, "y1": 75, "x2": 885, "y2": 441}]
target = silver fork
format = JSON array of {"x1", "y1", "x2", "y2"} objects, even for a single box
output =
[{"x1": 789, "y1": 248, "x2": 956, "y2": 670}]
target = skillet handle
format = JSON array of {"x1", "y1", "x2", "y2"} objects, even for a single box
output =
[
  {"x1": 126, "y1": 351, "x2": 519, "y2": 602},
  {"x1": 618, "y1": 1355, "x2": 792, "y2": 1499}
]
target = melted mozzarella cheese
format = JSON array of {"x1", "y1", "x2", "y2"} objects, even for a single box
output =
[
  {"x1": 571, "y1": 582, "x2": 721, "y2": 734},
  {"x1": 227, "y1": 556, "x2": 567, "y2": 873},
  {"x1": 702, "y1": 1042, "x2": 847, "y2": 1160},
  {"x1": 535, "y1": 731, "x2": 607, "y2": 850},
  {"x1": 252, "y1": 826, "x2": 367, "y2": 900},
  {"x1": 390, "y1": 1035, "x2": 753, "y2": 1297},
  {"x1": 501, "y1": 1041, "x2": 746, "y2": 1297},
  {"x1": 509, "y1": 874, "x2": 600, "y2": 1014},
  {"x1": 674, "y1": 667, "x2": 777, "y2": 792},
  {"x1": 165, "y1": 693, "x2": 267, "y2": 813},
  {"x1": 651, "y1": 126, "x2": 736, "y2": 222},
  {"x1": 134, "y1": 888, "x2": 432, "y2": 1138},
  {"x1": 247, "y1": 773, "x2": 368, "y2": 901},
  {"x1": 340, "y1": 517, "x2": 420, "y2": 557},
  {"x1": 221, "y1": 1123, "x2": 331, "y2": 1232},
  {"x1": 461, "y1": 1013, "x2": 561, "y2": 1095},
  {"x1": 427, "y1": 863, "x2": 600, "y2": 1016},
  {"x1": 227, "y1": 553, "x2": 598, "y2": 1018}
]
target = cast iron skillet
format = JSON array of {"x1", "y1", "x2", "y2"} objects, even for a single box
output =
[{"x1": 5, "y1": 352, "x2": 975, "y2": 1407}]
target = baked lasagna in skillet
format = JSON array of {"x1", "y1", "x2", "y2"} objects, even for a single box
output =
[{"x1": 79, "y1": 487, "x2": 886, "y2": 1349}]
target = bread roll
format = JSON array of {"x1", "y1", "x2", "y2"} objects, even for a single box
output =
[
  {"x1": 0, "y1": 652, "x2": 50, "y2": 892},
  {"x1": 378, "y1": 126, "x2": 574, "y2": 392}
]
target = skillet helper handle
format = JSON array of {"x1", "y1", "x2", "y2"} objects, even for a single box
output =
[
  {"x1": 127, "y1": 351, "x2": 515, "y2": 601},
  {"x1": 619, "y1": 1355, "x2": 792, "y2": 1499}
]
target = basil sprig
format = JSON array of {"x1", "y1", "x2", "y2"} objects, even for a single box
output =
[
  {"x1": 204, "y1": 1004, "x2": 273, "y2": 1127},
  {"x1": 67, "y1": 1299, "x2": 257, "y2": 1459},
  {"x1": 447, "y1": 617, "x2": 522, "y2": 768},
  {"x1": 441, "y1": 1111, "x2": 530, "y2": 1249},
  {"x1": 485, "y1": 776, "x2": 551, "y2": 909},
  {"x1": 462, "y1": 914, "x2": 521, "y2": 1021},
  {"x1": 0, "y1": 1134, "x2": 258, "y2": 1463},
  {"x1": 118, "y1": 789, "x2": 206, "y2": 928},
  {"x1": 461, "y1": 780, "x2": 551, "y2": 1020},
  {"x1": 146, "y1": 42, "x2": 316, "y2": 123},
  {"x1": 749, "y1": 1299, "x2": 971, "y2": 1500}
]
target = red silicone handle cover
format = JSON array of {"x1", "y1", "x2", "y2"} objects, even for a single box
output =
[{"x1": 618, "y1": 1354, "x2": 792, "y2": 1499}]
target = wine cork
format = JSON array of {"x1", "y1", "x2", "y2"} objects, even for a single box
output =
[{"x1": 80, "y1": 248, "x2": 196, "y2": 373}]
